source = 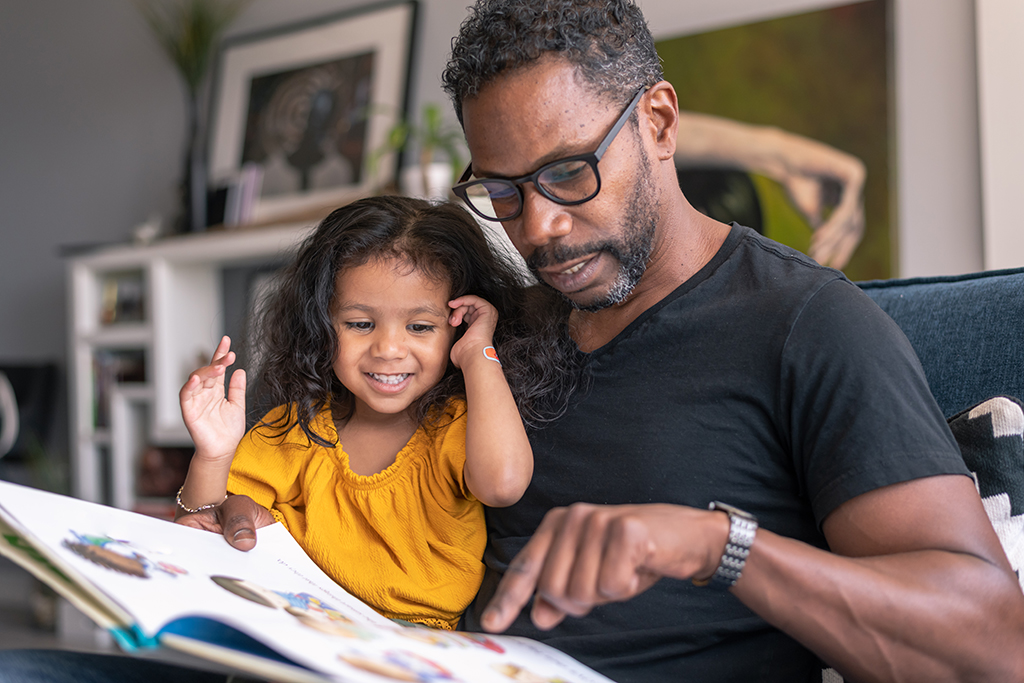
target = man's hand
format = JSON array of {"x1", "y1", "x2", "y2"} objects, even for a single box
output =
[
  {"x1": 174, "y1": 494, "x2": 276, "y2": 551},
  {"x1": 480, "y1": 503, "x2": 730, "y2": 632}
]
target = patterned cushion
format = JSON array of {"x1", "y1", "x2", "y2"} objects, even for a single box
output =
[
  {"x1": 947, "y1": 395, "x2": 1024, "y2": 591},
  {"x1": 822, "y1": 395, "x2": 1024, "y2": 681}
]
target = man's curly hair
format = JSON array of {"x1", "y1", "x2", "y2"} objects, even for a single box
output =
[{"x1": 442, "y1": 0, "x2": 663, "y2": 125}]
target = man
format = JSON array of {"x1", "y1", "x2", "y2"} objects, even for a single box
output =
[{"x1": 439, "y1": 1, "x2": 1024, "y2": 681}]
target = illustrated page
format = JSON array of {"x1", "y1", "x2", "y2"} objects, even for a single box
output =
[{"x1": 0, "y1": 481, "x2": 615, "y2": 683}]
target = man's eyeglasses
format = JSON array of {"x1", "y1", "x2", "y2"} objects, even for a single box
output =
[{"x1": 452, "y1": 86, "x2": 649, "y2": 222}]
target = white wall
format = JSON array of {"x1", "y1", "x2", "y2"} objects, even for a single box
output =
[
  {"x1": 894, "y1": 0, "x2": 984, "y2": 276},
  {"x1": 0, "y1": 0, "x2": 993, "y2": 459},
  {"x1": 976, "y1": 0, "x2": 1024, "y2": 270}
]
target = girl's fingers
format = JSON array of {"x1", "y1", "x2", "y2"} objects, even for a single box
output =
[
  {"x1": 227, "y1": 369, "x2": 247, "y2": 407},
  {"x1": 210, "y1": 335, "x2": 232, "y2": 363},
  {"x1": 211, "y1": 350, "x2": 235, "y2": 369}
]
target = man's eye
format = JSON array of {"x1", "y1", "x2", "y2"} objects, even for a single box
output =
[
  {"x1": 346, "y1": 321, "x2": 373, "y2": 331},
  {"x1": 409, "y1": 324, "x2": 435, "y2": 333},
  {"x1": 542, "y1": 160, "x2": 588, "y2": 184}
]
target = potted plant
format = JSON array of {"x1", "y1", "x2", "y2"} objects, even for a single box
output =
[
  {"x1": 134, "y1": 0, "x2": 250, "y2": 232},
  {"x1": 373, "y1": 103, "x2": 467, "y2": 201}
]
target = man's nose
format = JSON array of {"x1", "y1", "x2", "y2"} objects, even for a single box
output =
[{"x1": 516, "y1": 184, "x2": 573, "y2": 247}]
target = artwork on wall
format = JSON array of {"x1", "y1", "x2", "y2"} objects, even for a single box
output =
[
  {"x1": 656, "y1": 0, "x2": 892, "y2": 280},
  {"x1": 209, "y1": 0, "x2": 417, "y2": 225}
]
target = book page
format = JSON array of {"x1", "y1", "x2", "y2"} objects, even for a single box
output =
[
  {"x1": 0, "y1": 481, "x2": 615, "y2": 683},
  {"x1": 0, "y1": 516, "x2": 123, "y2": 631}
]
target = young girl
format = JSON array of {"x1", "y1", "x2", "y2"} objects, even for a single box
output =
[{"x1": 174, "y1": 196, "x2": 575, "y2": 631}]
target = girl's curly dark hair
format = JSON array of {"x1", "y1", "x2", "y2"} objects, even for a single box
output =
[
  {"x1": 249, "y1": 195, "x2": 581, "y2": 447},
  {"x1": 441, "y1": 0, "x2": 663, "y2": 125}
]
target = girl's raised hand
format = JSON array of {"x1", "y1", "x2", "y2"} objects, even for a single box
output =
[
  {"x1": 448, "y1": 295, "x2": 499, "y2": 369},
  {"x1": 179, "y1": 335, "x2": 247, "y2": 464}
]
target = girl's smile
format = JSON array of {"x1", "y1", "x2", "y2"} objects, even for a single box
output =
[
  {"x1": 367, "y1": 372, "x2": 411, "y2": 387},
  {"x1": 332, "y1": 257, "x2": 456, "y2": 420}
]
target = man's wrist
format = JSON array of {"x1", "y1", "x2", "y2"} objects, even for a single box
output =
[{"x1": 692, "y1": 502, "x2": 758, "y2": 589}]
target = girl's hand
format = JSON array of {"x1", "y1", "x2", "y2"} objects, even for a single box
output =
[
  {"x1": 448, "y1": 295, "x2": 499, "y2": 369},
  {"x1": 180, "y1": 336, "x2": 247, "y2": 464}
]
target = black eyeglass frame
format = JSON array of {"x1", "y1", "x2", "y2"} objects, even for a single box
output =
[{"x1": 452, "y1": 86, "x2": 650, "y2": 222}]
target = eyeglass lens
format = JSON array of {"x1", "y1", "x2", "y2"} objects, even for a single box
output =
[
  {"x1": 457, "y1": 86, "x2": 647, "y2": 221},
  {"x1": 462, "y1": 159, "x2": 598, "y2": 220}
]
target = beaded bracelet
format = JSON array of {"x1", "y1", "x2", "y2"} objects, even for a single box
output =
[{"x1": 175, "y1": 485, "x2": 227, "y2": 514}]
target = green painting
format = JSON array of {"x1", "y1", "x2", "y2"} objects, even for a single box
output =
[{"x1": 657, "y1": 0, "x2": 892, "y2": 280}]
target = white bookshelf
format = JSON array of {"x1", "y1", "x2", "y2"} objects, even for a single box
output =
[{"x1": 65, "y1": 222, "x2": 315, "y2": 511}]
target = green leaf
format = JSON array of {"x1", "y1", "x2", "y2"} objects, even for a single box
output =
[{"x1": 134, "y1": 0, "x2": 251, "y2": 96}]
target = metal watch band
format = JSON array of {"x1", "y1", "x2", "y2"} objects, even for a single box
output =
[{"x1": 694, "y1": 501, "x2": 758, "y2": 589}]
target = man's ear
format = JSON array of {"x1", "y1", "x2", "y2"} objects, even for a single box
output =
[{"x1": 644, "y1": 81, "x2": 679, "y2": 161}]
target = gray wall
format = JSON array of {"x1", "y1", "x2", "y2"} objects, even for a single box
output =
[{"x1": 0, "y1": 0, "x2": 983, "y2": 463}]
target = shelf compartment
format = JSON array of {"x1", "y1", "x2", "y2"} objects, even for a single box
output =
[
  {"x1": 92, "y1": 352, "x2": 147, "y2": 429},
  {"x1": 98, "y1": 269, "x2": 146, "y2": 326}
]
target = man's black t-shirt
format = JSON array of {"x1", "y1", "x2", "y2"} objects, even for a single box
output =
[{"x1": 466, "y1": 225, "x2": 969, "y2": 682}]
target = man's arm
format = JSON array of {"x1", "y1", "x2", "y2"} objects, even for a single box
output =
[{"x1": 480, "y1": 474, "x2": 1024, "y2": 682}]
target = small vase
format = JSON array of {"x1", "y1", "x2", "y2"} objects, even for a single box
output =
[
  {"x1": 399, "y1": 162, "x2": 454, "y2": 202},
  {"x1": 179, "y1": 95, "x2": 208, "y2": 233}
]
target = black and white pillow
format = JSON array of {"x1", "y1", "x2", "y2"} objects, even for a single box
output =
[
  {"x1": 823, "y1": 396, "x2": 1024, "y2": 681},
  {"x1": 947, "y1": 395, "x2": 1024, "y2": 591}
]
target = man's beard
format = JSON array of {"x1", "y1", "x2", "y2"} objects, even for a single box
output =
[{"x1": 526, "y1": 163, "x2": 658, "y2": 312}]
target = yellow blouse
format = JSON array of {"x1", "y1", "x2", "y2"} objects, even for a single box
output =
[{"x1": 226, "y1": 399, "x2": 484, "y2": 630}]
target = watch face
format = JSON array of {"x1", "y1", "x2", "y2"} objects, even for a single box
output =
[{"x1": 709, "y1": 501, "x2": 757, "y2": 522}]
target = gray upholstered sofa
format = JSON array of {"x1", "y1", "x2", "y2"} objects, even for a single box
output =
[
  {"x1": 858, "y1": 266, "x2": 1024, "y2": 419},
  {"x1": 858, "y1": 265, "x2": 1024, "y2": 590},
  {"x1": 815, "y1": 267, "x2": 1024, "y2": 682}
]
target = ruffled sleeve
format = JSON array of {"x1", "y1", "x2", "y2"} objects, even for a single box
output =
[{"x1": 227, "y1": 404, "x2": 319, "y2": 526}]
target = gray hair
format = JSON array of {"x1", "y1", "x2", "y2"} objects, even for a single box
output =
[{"x1": 441, "y1": 0, "x2": 663, "y2": 125}]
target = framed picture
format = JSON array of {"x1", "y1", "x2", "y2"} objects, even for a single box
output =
[
  {"x1": 655, "y1": 0, "x2": 893, "y2": 280},
  {"x1": 209, "y1": 1, "x2": 417, "y2": 224}
]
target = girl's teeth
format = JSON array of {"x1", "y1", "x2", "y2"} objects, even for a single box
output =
[{"x1": 370, "y1": 373, "x2": 409, "y2": 385}]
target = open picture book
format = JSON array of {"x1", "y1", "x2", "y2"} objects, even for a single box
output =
[{"x1": 0, "y1": 480, "x2": 613, "y2": 683}]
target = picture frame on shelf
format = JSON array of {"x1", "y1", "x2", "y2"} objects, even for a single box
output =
[{"x1": 208, "y1": 0, "x2": 417, "y2": 226}]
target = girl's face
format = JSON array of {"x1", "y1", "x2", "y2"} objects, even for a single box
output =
[{"x1": 332, "y1": 257, "x2": 456, "y2": 420}]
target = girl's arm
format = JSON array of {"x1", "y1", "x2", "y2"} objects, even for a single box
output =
[
  {"x1": 449, "y1": 296, "x2": 533, "y2": 508},
  {"x1": 175, "y1": 335, "x2": 247, "y2": 520}
]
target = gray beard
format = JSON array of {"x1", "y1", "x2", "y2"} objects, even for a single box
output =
[{"x1": 527, "y1": 168, "x2": 658, "y2": 313}]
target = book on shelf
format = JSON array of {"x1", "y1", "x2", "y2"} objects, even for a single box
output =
[
  {"x1": 0, "y1": 480, "x2": 612, "y2": 683},
  {"x1": 99, "y1": 271, "x2": 145, "y2": 325},
  {"x1": 208, "y1": 162, "x2": 264, "y2": 229},
  {"x1": 91, "y1": 349, "x2": 146, "y2": 428}
]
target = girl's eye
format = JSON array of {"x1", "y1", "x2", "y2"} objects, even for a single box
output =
[
  {"x1": 408, "y1": 323, "x2": 435, "y2": 334},
  {"x1": 346, "y1": 321, "x2": 373, "y2": 331}
]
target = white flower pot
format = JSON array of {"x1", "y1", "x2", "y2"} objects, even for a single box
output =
[{"x1": 399, "y1": 162, "x2": 454, "y2": 201}]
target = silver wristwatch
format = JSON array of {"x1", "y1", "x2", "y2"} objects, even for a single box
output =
[{"x1": 692, "y1": 501, "x2": 758, "y2": 589}]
